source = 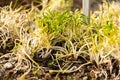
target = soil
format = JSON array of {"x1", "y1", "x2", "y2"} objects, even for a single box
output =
[{"x1": 0, "y1": 49, "x2": 120, "y2": 80}]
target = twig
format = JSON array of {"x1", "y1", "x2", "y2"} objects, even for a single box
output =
[{"x1": 49, "y1": 62, "x2": 91, "y2": 74}]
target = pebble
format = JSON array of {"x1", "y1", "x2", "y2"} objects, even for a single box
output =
[
  {"x1": 3, "y1": 62, "x2": 13, "y2": 69},
  {"x1": 44, "y1": 73, "x2": 51, "y2": 80},
  {"x1": 83, "y1": 76, "x2": 88, "y2": 80}
]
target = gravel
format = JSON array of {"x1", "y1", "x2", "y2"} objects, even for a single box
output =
[{"x1": 3, "y1": 62, "x2": 13, "y2": 69}]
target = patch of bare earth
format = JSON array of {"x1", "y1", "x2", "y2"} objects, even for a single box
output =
[{"x1": 0, "y1": 51, "x2": 120, "y2": 80}]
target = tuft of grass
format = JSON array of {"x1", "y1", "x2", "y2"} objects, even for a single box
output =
[{"x1": 0, "y1": 1, "x2": 120, "y2": 79}]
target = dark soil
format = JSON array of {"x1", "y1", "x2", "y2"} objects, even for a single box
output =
[{"x1": 0, "y1": 49, "x2": 120, "y2": 80}]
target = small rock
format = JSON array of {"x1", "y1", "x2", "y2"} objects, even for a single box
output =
[
  {"x1": 0, "y1": 67, "x2": 5, "y2": 77},
  {"x1": 83, "y1": 76, "x2": 88, "y2": 80},
  {"x1": 44, "y1": 73, "x2": 51, "y2": 80},
  {"x1": 54, "y1": 77, "x2": 60, "y2": 80},
  {"x1": 3, "y1": 62, "x2": 13, "y2": 69},
  {"x1": 0, "y1": 71, "x2": 2, "y2": 77},
  {"x1": 90, "y1": 70, "x2": 95, "y2": 78}
]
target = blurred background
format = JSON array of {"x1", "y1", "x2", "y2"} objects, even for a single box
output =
[{"x1": 0, "y1": 0, "x2": 120, "y2": 11}]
